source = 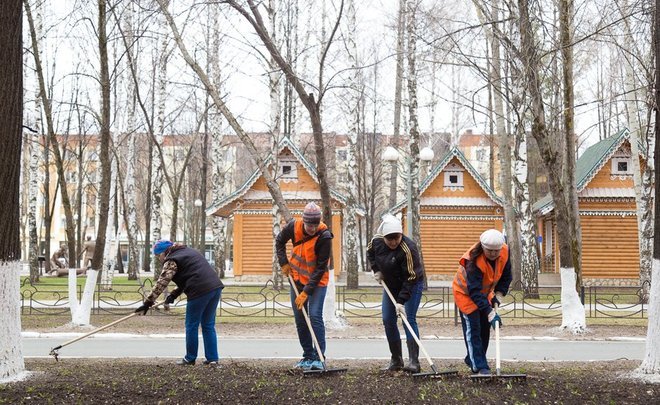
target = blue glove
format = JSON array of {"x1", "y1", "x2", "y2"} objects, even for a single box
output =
[{"x1": 488, "y1": 310, "x2": 502, "y2": 330}]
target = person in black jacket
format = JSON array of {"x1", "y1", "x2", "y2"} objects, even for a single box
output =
[
  {"x1": 136, "y1": 240, "x2": 224, "y2": 367},
  {"x1": 367, "y1": 215, "x2": 424, "y2": 373}
]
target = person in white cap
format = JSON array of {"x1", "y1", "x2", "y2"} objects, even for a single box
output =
[
  {"x1": 367, "y1": 214, "x2": 425, "y2": 373},
  {"x1": 452, "y1": 229, "x2": 512, "y2": 376}
]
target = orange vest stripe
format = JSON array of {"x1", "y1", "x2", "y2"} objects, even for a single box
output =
[
  {"x1": 290, "y1": 220, "x2": 329, "y2": 287},
  {"x1": 452, "y1": 242, "x2": 509, "y2": 314}
]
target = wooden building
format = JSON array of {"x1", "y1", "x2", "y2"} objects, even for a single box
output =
[
  {"x1": 393, "y1": 147, "x2": 505, "y2": 279},
  {"x1": 206, "y1": 138, "x2": 346, "y2": 281},
  {"x1": 534, "y1": 129, "x2": 643, "y2": 285}
]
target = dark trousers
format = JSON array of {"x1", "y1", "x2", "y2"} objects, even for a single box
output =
[{"x1": 459, "y1": 309, "x2": 491, "y2": 372}]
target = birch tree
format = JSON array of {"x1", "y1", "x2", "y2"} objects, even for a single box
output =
[
  {"x1": 0, "y1": 0, "x2": 25, "y2": 381},
  {"x1": 389, "y1": 0, "x2": 406, "y2": 208},
  {"x1": 209, "y1": 2, "x2": 229, "y2": 280},
  {"x1": 123, "y1": 1, "x2": 139, "y2": 280},
  {"x1": 24, "y1": 0, "x2": 44, "y2": 283},
  {"x1": 635, "y1": 0, "x2": 660, "y2": 377},
  {"x1": 223, "y1": 0, "x2": 343, "y2": 228},
  {"x1": 24, "y1": 0, "x2": 78, "y2": 266},
  {"x1": 517, "y1": 0, "x2": 585, "y2": 332},
  {"x1": 342, "y1": 0, "x2": 361, "y2": 289},
  {"x1": 156, "y1": 0, "x2": 292, "y2": 222},
  {"x1": 618, "y1": 0, "x2": 654, "y2": 297},
  {"x1": 406, "y1": 0, "x2": 424, "y2": 260}
]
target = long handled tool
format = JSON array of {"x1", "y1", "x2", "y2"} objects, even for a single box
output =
[
  {"x1": 288, "y1": 274, "x2": 347, "y2": 376},
  {"x1": 381, "y1": 283, "x2": 458, "y2": 378},
  {"x1": 471, "y1": 307, "x2": 527, "y2": 381},
  {"x1": 49, "y1": 300, "x2": 165, "y2": 361}
]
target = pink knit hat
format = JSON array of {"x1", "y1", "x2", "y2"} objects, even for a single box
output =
[{"x1": 302, "y1": 202, "x2": 322, "y2": 224}]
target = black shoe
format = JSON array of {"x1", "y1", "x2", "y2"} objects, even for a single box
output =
[
  {"x1": 176, "y1": 358, "x2": 195, "y2": 366},
  {"x1": 203, "y1": 360, "x2": 221, "y2": 368},
  {"x1": 381, "y1": 339, "x2": 404, "y2": 371},
  {"x1": 403, "y1": 340, "x2": 420, "y2": 373}
]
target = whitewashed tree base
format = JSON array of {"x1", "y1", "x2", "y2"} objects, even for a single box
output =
[
  {"x1": 0, "y1": 261, "x2": 25, "y2": 381},
  {"x1": 323, "y1": 269, "x2": 348, "y2": 329},
  {"x1": 636, "y1": 258, "x2": 660, "y2": 377},
  {"x1": 560, "y1": 267, "x2": 587, "y2": 334}
]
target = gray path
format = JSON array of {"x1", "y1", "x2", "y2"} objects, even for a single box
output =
[{"x1": 25, "y1": 335, "x2": 645, "y2": 362}]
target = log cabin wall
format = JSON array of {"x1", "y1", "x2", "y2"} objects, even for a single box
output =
[{"x1": 416, "y1": 156, "x2": 504, "y2": 279}]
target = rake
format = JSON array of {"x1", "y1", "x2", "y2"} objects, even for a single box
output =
[
  {"x1": 49, "y1": 300, "x2": 165, "y2": 361},
  {"x1": 382, "y1": 283, "x2": 458, "y2": 378},
  {"x1": 470, "y1": 308, "x2": 527, "y2": 381},
  {"x1": 288, "y1": 274, "x2": 347, "y2": 376}
]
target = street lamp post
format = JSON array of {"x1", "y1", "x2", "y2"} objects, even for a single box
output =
[
  {"x1": 382, "y1": 146, "x2": 435, "y2": 236},
  {"x1": 194, "y1": 198, "x2": 203, "y2": 251}
]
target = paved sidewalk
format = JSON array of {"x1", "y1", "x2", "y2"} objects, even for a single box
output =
[{"x1": 24, "y1": 333, "x2": 645, "y2": 362}]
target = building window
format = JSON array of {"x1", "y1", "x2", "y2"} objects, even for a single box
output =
[
  {"x1": 279, "y1": 159, "x2": 298, "y2": 182},
  {"x1": 443, "y1": 163, "x2": 464, "y2": 190},
  {"x1": 611, "y1": 157, "x2": 632, "y2": 176}
]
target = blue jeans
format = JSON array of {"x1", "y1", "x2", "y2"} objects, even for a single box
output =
[
  {"x1": 460, "y1": 309, "x2": 491, "y2": 372},
  {"x1": 290, "y1": 286, "x2": 327, "y2": 361},
  {"x1": 184, "y1": 288, "x2": 222, "y2": 362},
  {"x1": 382, "y1": 281, "x2": 423, "y2": 343}
]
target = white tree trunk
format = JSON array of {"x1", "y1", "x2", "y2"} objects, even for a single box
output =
[
  {"x1": 621, "y1": 0, "x2": 653, "y2": 293},
  {"x1": 637, "y1": 258, "x2": 660, "y2": 375},
  {"x1": 100, "y1": 166, "x2": 117, "y2": 289},
  {"x1": 0, "y1": 261, "x2": 24, "y2": 382},
  {"x1": 150, "y1": 2, "x2": 169, "y2": 275},
  {"x1": 559, "y1": 267, "x2": 586, "y2": 333},
  {"x1": 343, "y1": 0, "x2": 360, "y2": 290},
  {"x1": 210, "y1": 1, "x2": 228, "y2": 279},
  {"x1": 124, "y1": 1, "x2": 139, "y2": 279},
  {"x1": 514, "y1": 133, "x2": 540, "y2": 294},
  {"x1": 68, "y1": 269, "x2": 98, "y2": 326}
]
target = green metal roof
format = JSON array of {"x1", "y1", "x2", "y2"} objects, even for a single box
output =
[{"x1": 533, "y1": 128, "x2": 636, "y2": 214}]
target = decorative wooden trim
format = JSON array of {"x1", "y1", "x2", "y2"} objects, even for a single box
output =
[
  {"x1": 420, "y1": 215, "x2": 502, "y2": 221},
  {"x1": 579, "y1": 210, "x2": 637, "y2": 216}
]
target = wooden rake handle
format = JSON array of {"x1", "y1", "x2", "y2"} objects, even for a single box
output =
[
  {"x1": 50, "y1": 300, "x2": 165, "y2": 358},
  {"x1": 287, "y1": 274, "x2": 326, "y2": 366},
  {"x1": 381, "y1": 282, "x2": 437, "y2": 372}
]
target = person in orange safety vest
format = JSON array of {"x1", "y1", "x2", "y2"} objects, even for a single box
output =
[
  {"x1": 275, "y1": 202, "x2": 333, "y2": 371},
  {"x1": 452, "y1": 229, "x2": 512, "y2": 376}
]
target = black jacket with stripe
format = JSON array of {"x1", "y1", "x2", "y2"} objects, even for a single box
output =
[{"x1": 366, "y1": 235, "x2": 424, "y2": 304}]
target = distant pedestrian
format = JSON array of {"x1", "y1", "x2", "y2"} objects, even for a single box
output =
[
  {"x1": 452, "y1": 229, "x2": 512, "y2": 376},
  {"x1": 82, "y1": 236, "x2": 95, "y2": 268},
  {"x1": 135, "y1": 240, "x2": 224, "y2": 367},
  {"x1": 367, "y1": 214, "x2": 424, "y2": 373},
  {"x1": 275, "y1": 202, "x2": 333, "y2": 371}
]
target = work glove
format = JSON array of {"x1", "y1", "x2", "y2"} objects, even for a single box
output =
[
  {"x1": 164, "y1": 294, "x2": 176, "y2": 305},
  {"x1": 295, "y1": 291, "x2": 308, "y2": 310},
  {"x1": 135, "y1": 301, "x2": 154, "y2": 315},
  {"x1": 373, "y1": 271, "x2": 383, "y2": 283},
  {"x1": 488, "y1": 309, "x2": 502, "y2": 330},
  {"x1": 491, "y1": 291, "x2": 504, "y2": 309},
  {"x1": 281, "y1": 263, "x2": 292, "y2": 277},
  {"x1": 395, "y1": 303, "x2": 406, "y2": 317}
]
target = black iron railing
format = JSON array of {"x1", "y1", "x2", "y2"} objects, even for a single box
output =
[{"x1": 20, "y1": 278, "x2": 649, "y2": 320}]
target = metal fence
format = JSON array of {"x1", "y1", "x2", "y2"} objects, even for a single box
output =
[{"x1": 20, "y1": 278, "x2": 648, "y2": 321}]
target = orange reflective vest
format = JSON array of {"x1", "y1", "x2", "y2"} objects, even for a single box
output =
[
  {"x1": 452, "y1": 242, "x2": 509, "y2": 314},
  {"x1": 289, "y1": 220, "x2": 329, "y2": 287}
]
